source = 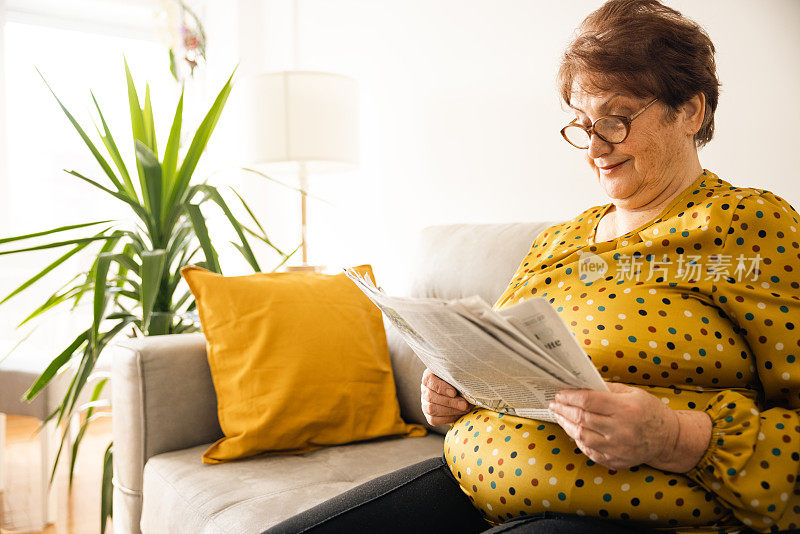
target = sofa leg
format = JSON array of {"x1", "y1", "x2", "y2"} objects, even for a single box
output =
[{"x1": 1, "y1": 412, "x2": 6, "y2": 493}]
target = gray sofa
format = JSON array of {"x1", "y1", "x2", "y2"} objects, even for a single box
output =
[{"x1": 112, "y1": 222, "x2": 553, "y2": 534}]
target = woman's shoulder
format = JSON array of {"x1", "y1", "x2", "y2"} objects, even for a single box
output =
[
  {"x1": 700, "y1": 171, "x2": 794, "y2": 208},
  {"x1": 696, "y1": 170, "x2": 799, "y2": 244},
  {"x1": 703, "y1": 171, "x2": 796, "y2": 215}
]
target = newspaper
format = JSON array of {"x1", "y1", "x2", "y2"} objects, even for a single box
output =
[{"x1": 345, "y1": 268, "x2": 608, "y2": 423}]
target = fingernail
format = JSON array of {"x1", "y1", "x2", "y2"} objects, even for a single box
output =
[
  {"x1": 549, "y1": 402, "x2": 558, "y2": 412},
  {"x1": 458, "y1": 400, "x2": 468, "y2": 410},
  {"x1": 446, "y1": 389, "x2": 456, "y2": 397}
]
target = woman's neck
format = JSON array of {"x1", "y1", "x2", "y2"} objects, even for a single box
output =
[{"x1": 605, "y1": 162, "x2": 704, "y2": 239}]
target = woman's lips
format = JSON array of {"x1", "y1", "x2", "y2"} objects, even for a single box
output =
[{"x1": 598, "y1": 159, "x2": 629, "y2": 174}]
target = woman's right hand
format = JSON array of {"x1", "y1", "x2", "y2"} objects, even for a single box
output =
[{"x1": 420, "y1": 368, "x2": 472, "y2": 426}]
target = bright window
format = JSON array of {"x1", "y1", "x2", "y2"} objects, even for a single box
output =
[{"x1": 1, "y1": 18, "x2": 178, "y2": 359}]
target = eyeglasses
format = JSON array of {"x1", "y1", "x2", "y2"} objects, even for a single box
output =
[{"x1": 560, "y1": 97, "x2": 659, "y2": 149}]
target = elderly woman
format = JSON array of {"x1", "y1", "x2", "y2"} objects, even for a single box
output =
[{"x1": 265, "y1": 1, "x2": 800, "y2": 533}]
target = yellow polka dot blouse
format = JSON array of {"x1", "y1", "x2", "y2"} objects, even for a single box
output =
[{"x1": 444, "y1": 171, "x2": 800, "y2": 533}]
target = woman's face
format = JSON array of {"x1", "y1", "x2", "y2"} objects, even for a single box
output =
[{"x1": 569, "y1": 75, "x2": 695, "y2": 209}]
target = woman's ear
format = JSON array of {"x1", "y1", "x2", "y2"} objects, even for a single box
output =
[{"x1": 682, "y1": 93, "x2": 706, "y2": 136}]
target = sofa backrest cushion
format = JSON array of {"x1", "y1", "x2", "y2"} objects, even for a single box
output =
[{"x1": 389, "y1": 222, "x2": 557, "y2": 434}]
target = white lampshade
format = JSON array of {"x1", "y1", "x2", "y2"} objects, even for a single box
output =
[{"x1": 240, "y1": 70, "x2": 358, "y2": 175}]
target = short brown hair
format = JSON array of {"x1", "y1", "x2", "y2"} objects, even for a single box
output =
[{"x1": 558, "y1": 0, "x2": 720, "y2": 147}]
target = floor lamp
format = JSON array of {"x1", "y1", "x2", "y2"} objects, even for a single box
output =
[{"x1": 241, "y1": 71, "x2": 358, "y2": 272}]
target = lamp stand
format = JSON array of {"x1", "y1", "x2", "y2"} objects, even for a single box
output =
[{"x1": 285, "y1": 162, "x2": 326, "y2": 273}]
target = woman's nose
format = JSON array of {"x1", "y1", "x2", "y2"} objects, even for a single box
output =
[{"x1": 587, "y1": 131, "x2": 612, "y2": 160}]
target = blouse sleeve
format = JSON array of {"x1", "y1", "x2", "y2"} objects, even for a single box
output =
[{"x1": 685, "y1": 191, "x2": 800, "y2": 530}]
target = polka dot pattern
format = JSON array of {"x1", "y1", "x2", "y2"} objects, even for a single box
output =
[
  {"x1": 445, "y1": 409, "x2": 729, "y2": 527},
  {"x1": 445, "y1": 171, "x2": 800, "y2": 533}
]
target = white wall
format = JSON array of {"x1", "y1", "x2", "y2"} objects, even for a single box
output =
[
  {"x1": 0, "y1": 0, "x2": 7, "y2": 230},
  {"x1": 210, "y1": 0, "x2": 800, "y2": 291}
]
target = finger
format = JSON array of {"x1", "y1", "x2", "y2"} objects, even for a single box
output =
[
  {"x1": 427, "y1": 414, "x2": 461, "y2": 426},
  {"x1": 555, "y1": 389, "x2": 616, "y2": 416},
  {"x1": 575, "y1": 440, "x2": 612, "y2": 467},
  {"x1": 604, "y1": 382, "x2": 638, "y2": 394},
  {"x1": 422, "y1": 400, "x2": 469, "y2": 417},
  {"x1": 550, "y1": 402, "x2": 586, "y2": 425},
  {"x1": 422, "y1": 369, "x2": 457, "y2": 397},
  {"x1": 553, "y1": 412, "x2": 606, "y2": 448},
  {"x1": 423, "y1": 373, "x2": 458, "y2": 398},
  {"x1": 549, "y1": 402, "x2": 615, "y2": 435},
  {"x1": 577, "y1": 442, "x2": 626, "y2": 470},
  {"x1": 422, "y1": 388, "x2": 470, "y2": 411}
]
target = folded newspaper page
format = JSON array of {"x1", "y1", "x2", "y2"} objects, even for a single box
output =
[{"x1": 344, "y1": 268, "x2": 608, "y2": 423}]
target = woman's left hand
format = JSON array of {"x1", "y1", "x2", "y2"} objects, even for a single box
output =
[{"x1": 548, "y1": 382, "x2": 680, "y2": 470}]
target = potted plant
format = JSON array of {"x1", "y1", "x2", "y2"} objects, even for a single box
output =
[{"x1": 0, "y1": 60, "x2": 297, "y2": 532}]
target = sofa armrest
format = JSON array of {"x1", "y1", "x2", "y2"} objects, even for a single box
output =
[{"x1": 112, "y1": 332, "x2": 222, "y2": 534}]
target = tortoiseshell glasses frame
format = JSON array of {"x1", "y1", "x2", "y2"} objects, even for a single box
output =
[{"x1": 560, "y1": 97, "x2": 659, "y2": 149}]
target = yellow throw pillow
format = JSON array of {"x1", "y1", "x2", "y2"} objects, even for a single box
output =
[{"x1": 181, "y1": 265, "x2": 426, "y2": 464}]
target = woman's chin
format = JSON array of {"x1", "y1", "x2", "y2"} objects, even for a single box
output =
[{"x1": 598, "y1": 177, "x2": 637, "y2": 201}]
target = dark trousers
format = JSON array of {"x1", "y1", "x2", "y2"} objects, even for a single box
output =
[{"x1": 262, "y1": 455, "x2": 670, "y2": 534}]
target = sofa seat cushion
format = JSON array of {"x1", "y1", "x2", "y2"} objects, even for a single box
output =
[{"x1": 140, "y1": 434, "x2": 446, "y2": 534}]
